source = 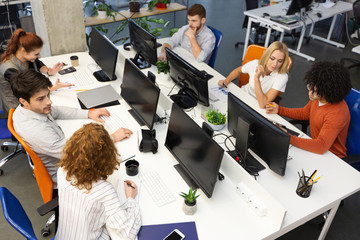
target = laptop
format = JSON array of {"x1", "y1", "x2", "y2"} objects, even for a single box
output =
[
  {"x1": 270, "y1": 15, "x2": 298, "y2": 25},
  {"x1": 77, "y1": 85, "x2": 120, "y2": 109}
]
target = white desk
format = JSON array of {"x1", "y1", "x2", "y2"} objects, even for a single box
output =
[
  {"x1": 243, "y1": 1, "x2": 352, "y2": 61},
  {"x1": 43, "y1": 46, "x2": 360, "y2": 240}
]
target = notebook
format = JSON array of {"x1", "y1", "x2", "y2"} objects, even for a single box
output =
[{"x1": 76, "y1": 85, "x2": 120, "y2": 109}]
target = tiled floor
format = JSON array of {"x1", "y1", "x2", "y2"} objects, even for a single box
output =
[{"x1": 1, "y1": 0, "x2": 360, "y2": 239}]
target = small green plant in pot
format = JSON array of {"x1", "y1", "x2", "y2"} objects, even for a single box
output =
[
  {"x1": 155, "y1": 60, "x2": 170, "y2": 74},
  {"x1": 180, "y1": 187, "x2": 200, "y2": 215},
  {"x1": 206, "y1": 109, "x2": 226, "y2": 130}
]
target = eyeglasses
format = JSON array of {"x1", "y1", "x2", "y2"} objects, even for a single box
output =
[{"x1": 307, "y1": 84, "x2": 319, "y2": 97}]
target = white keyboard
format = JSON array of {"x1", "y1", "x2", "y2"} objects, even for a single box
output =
[
  {"x1": 139, "y1": 171, "x2": 176, "y2": 207},
  {"x1": 72, "y1": 69, "x2": 95, "y2": 86},
  {"x1": 100, "y1": 108, "x2": 128, "y2": 132}
]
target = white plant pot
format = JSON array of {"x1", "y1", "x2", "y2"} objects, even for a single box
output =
[
  {"x1": 206, "y1": 121, "x2": 226, "y2": 131},
  {"x1": 97, "y1": 10, "x2": 107, "y2": 19},
  {"x1": 157, "y1": 72, "x2": 170, "y2": 82},
  {"x1": 182, "y1": 201, "x2": 197, "y2": 215}
]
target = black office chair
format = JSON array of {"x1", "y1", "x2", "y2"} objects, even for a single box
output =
[
  {"x1": 235, "y1": 0, "x2": 269, "y2": 47},
  {"x1": 341, "y1": 0, "x2": 360, "y2": 69}
]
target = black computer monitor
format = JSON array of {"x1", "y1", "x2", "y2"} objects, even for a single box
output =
[
  {"x1": 165, "y1": 103, "x2": 224, "y2": 198},
  {"x1": 89, "y1": 28, "x2": 118, "y2": 82},
  {"x1": 227, "y1": 92, "x2": 290, "y2": 176},
  {"x1": 121, "y1": 59, "x2": 160, "y2": 129},
  {"x1": 286, "y1": 0, "x2": 313, "y2": 15},
  {"x1": 165, "y1": 48, "x2": 211, "y2": 109},
  {"x1": 128, "y1": 19, "x2": 158, "y2": 69}
]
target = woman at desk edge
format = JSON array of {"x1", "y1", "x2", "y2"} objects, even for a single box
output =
[
  {"x1": 0, "y1": 29, "x2": 72, "y2": 112},
  {"x1": 56, "y1": 123, "x2": 141, "y2": 240},
  {"x1": 218, "y1": 41, "x2": 289, "y2": 108}
]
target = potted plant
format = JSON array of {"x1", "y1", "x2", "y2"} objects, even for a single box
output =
[
  {"x1": 129, "y1": 0, "x2": 141, "y2": 13},
  {"x1": 84, "y1": 0, "x2": 117, "y2": 20},
  {"x1": 155, "y1": 60, "x2": 170, "y2": 74},
  {"x1": 148, "y1": 0, "x2": 170, "y2": 11},
  {"x1": 180, "y1": 187, "x2": 200, "y2": 215},
  {"x1": 206, "y1": 109, "x2": 226, "y2": 131}
]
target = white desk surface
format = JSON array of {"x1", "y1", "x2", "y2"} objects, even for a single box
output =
[
  {"x1": 42, "y1": 44, "x2": 360, "y2": 240},
  {"x1": 244, "y1": 1, "x2": 352, "y2": 31}
]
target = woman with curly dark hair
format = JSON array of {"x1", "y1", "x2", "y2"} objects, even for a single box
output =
[
  {"x1": 266, "y1": 61, "x2": 352, "y2": 159},
  {"x1": 56, "y1": 123, "x2": 141, "y2": 240}
]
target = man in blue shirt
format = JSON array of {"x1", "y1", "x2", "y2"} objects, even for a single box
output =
[{"x1": 159, "y1": 4, "x2": 216, "y2": 64}]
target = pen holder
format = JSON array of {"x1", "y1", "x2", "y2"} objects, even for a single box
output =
[{"x1": 296, "y1": 176, "x2": 313, "y2": 198}]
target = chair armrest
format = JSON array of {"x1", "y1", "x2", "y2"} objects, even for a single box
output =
[{"x1": 37, "y1": 197, "x2": 58, "y2": 216}]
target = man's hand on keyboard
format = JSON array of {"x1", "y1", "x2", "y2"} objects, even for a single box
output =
[
  {"x1": 50, "y1": 79, "x2": 75, "y2": 92},
  {"x1": 111, "y1": 127, "x2": 133, "y2": 142},
  {"x1": 88, "y1": 108, "x2": 110, "y2": 123}
]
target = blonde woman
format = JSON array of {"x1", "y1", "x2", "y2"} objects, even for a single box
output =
[{"x1": 218, "y1": 41, "x2": 289, "y2": 108}]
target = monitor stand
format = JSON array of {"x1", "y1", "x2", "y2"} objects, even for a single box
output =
[
  {"x1": 170, "y1": 87, "x2": 197, "y2": 109},
  {"x1": 131, "y1": 53, "x2": 151, "y2": 69},
  {"x1": 174, "y1": 164, "x2": 199, "y2": 190},
  {"x1": 227, "y1": 150, "x2": 265, "y2": 174},
  {"x1": 128, "y1": 109, "x2": 161, "y2": 127},
  {"x1": 93, "y1": 70, "x2": 117, "y2": 82}
]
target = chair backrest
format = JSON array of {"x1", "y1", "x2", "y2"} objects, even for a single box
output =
[
  {"x1": 345, "y1": 88, "x2": 360, "y2": 156},
  {"x1": 7, "y1": 109, "x2": 53, "y2": 203},
  {"x1": 243, "y1": 0, "x2": 259, "y2": 28},
  {"x1": 238, "y1": 44, "x2": 292, "y2": 87},
  {"x1": 207, "y1": 26, "x2": 223, "y2": 68},
  {"x1": 0, "y1": 110, "x2": 12, "y2": 139},
  {"x1": 0, "y1": 187, "x2": 37, "y2": 240}
]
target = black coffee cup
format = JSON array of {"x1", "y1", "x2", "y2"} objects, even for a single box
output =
[{"x1": 125, "y1": 160, "x2": 139, "y2": 176}]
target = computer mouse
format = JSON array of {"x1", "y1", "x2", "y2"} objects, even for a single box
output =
[
  {"x1": 317, "y1": 12, "x2": 322, "y2": 18},
  {"x1": 263, "y1": 12, "x2": 270, "y2": 17}
]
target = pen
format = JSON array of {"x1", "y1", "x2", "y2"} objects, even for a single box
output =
[
  {"x1": 75, "y1": 89, "x2": 89, "y2": 92},
  {"x1": 268, "y1": 103, "x2": 275, "y2": 107},
  {"x1": 119, "y1": 155, "x2": 136, "y2": 164},
  {"x1": 124, "y1": 181, "x2": 135, "y2": 189},
  {"x1": 306, "y1": 170, "x2": 317, "y2": 185},
  {"x1": 222, "y1": 82, "x2": 227, "y2": 88}
]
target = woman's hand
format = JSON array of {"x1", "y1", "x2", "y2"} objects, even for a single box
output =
[
  {"x1": 47, "y1": 62, "x2": 64, "y2": 75},
  {"x1": 218, "y1": 79, "x2": 227, "y2": 88},
  {"x1": 124, "y1": 180, "x2": 138, "y2": 199},
  {"x1": 255, "y1": 65, "x2": 265, "y2": 79}
]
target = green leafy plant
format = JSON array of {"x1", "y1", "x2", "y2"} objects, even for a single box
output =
[
  {"x1": 148, "y1": 0, "x2": 171, "y2": 10},
  {"x1": 155, "y1": 60, "x2": 170, "y2": 74},
  {"x1": 206, "y1": 110, "x2": 226, "y2": 125},
  {"x1": 84, "y1": 0, "x2": 117, "y2": 21},
  {"x1": 180, "y1": 187, "x2": 200, "y2": 204}
]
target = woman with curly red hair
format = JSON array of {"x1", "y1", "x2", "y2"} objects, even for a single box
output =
[
  {"x1": 0, "y1": 29, "x2": 72, "y2": 111},
  {"x1": 56, "y1": 123, "x2": 141, "y2": 240}
]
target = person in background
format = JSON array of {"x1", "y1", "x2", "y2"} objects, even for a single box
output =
[
  {"x1": 159, "y1": 4, "x2": 216, "y2": 64},
  {"x1": 218, "y1": 41, "x2": 289, "y2": 108},
  {"x1": 0, "y1": 29, "x2": 72, "y2": 112},
  {"x1": 265, "y1": 61, "x2": 352, "y2": 159},
  {"x1": 56, "y1": 123, "x2": 141, "y2": 240},
  {"x1": 11, "y1": 69, "x2": 133, "y2": 186}
]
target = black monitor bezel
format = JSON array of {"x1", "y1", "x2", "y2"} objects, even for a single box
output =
[
  {"x1": 165, "y1": 103, "x2": 224, "y2": 198},
  {"x1": 165, "y1": 47, "x2": 210, "y2": 107},
  {"x1": 89, "y1": 28, "x2": 118, "y2": 81},
  {"x1": 121, "y1": 59, "x2": 160, "y2": 129},
  {"x1": 128, "y1": 18, "x2": 158, "y2": 66},
  {"x1": 286, "y1": 0, "x2": 313, "y2": 15},
  {"x1": 227, "y1": 92, "x2": 290, "y2": 176}
]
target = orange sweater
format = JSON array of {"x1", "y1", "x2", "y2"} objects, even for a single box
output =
[{"x1": 279, "y1": 100, "x2": 350, "y2": 158}]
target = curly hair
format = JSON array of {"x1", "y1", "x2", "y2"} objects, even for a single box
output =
[
  {"x1": 305, "y1": 61, "x2": 352, "y2": 104},
  {"x1": 59, "y1": 123, "x2": 121, "y2": 191}
]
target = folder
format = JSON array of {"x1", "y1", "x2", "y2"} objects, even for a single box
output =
[{"x1": 137, "y1": 221, "x2": 198, "y2": 240}]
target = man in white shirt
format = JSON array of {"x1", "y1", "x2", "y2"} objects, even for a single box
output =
[
  {"x1": 159, "y1": 4, "x2": 216, "y2": 63},
  {"x1": 11, "y1": 69, "x2": 133, "y2": 186}
]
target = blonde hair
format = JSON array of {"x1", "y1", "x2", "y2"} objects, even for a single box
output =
[
  {"x1": 258, "y1": 41, "x2": 289, "y2": 74},
  {"x1": 59, "y1": 123, "x2": 120, "y2": 191}
]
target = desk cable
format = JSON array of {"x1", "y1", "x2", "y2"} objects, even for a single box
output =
[{"x1": 213, "y1": 133, "x2": 259, "y2": 180}]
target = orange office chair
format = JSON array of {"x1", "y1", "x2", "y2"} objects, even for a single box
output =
[
  {"x1": 238, "y1": 44, "x2": 293, "y2": 88},
  {"x1": 7, "y1": 108, "x2": 57, "y2": 237}
]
